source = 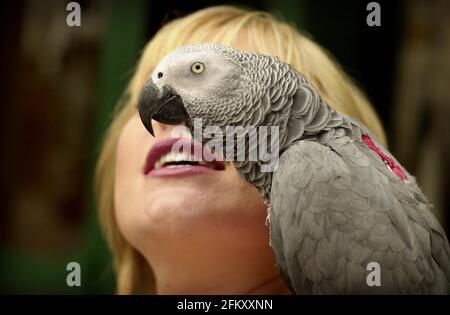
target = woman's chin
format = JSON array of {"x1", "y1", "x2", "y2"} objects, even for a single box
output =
[
  {"x1": 139, "y1": 187, "x2": 224, "y2": 235},
  {"x1": 145, "y1": 180, "x2": 220, "y2": 205}
]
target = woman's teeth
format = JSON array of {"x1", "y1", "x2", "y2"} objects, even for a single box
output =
[{"x1": 154, "y1": 151, "x2": 209, "y2": 169}]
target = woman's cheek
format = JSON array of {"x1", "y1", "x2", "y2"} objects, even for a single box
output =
[{"x1": 114, "y1": 117, "x2": 152, "y2": 243}]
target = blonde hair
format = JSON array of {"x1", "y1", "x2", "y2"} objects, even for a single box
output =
[{"x1": 95, "y1": 5, "x2": 387, "y2": 294}]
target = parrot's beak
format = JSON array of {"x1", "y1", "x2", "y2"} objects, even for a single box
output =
[{"x1": 137, "y1": 80, "x2": 190, "y2": 136}]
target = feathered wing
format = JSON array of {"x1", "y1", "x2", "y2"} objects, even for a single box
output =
[{"x1": 269, "y1": 137, "x2": 450, "y2": 294}]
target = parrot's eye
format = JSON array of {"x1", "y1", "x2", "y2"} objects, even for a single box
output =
[{"x1": 190, "y1": 62, "x2": 205, "y2": 74}]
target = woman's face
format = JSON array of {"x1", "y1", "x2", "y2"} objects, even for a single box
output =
[{"x1": 114, "y1": 112, "x2": 273, "y2": 276}]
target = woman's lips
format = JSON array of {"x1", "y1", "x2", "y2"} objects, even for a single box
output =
[
  {"x1": 144, "y1": 137, "x2": 225, "y2": 177},
  {"x1": 147, "y1": 165, "x2": 219, "y2": 177}
]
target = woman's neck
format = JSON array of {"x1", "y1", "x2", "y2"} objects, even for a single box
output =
[{"x1": 145, "y1": 242, "x2": 291, "y2": 295}]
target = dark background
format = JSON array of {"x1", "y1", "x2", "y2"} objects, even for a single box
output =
[{"x1": 0, "y1": 0, "x2": 448, "y2": 293}]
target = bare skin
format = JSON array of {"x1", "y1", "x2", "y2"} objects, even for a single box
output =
[{"x1": 114, "y1": 114, "x2": 290, "y2": 294}]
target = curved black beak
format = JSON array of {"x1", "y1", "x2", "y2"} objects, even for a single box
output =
[{"x1": 137, "y1": 80, "x2": 190, "y2": 136}]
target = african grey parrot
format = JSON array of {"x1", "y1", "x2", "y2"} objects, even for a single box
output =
[{"x1": 137, "y1": 43, "x2": 450, "y2": 294}]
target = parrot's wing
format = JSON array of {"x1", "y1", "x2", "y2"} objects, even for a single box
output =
[{"x1": 270, "y1": 137, "x2": 450, "y2": 294}]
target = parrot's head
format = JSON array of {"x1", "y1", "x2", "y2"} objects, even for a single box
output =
[
  {"x1": 138, "y1": 44, "x2": 286, "y2": 190},
  {"x1": 137, "y1": 43, "x2": 269, "y2": 137}
]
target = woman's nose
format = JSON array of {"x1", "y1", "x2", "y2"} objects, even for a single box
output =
[
  {"x1": 149, "y1": 120, "x2": 190, "y2": 138},
  {"x1": 151, "y1": 119, "x2": 170, "y2": 136}
]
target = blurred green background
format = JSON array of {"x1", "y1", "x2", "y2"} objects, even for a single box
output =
[{"x1": 0, "y1": 0, "x2": 448, "y2": 294}]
